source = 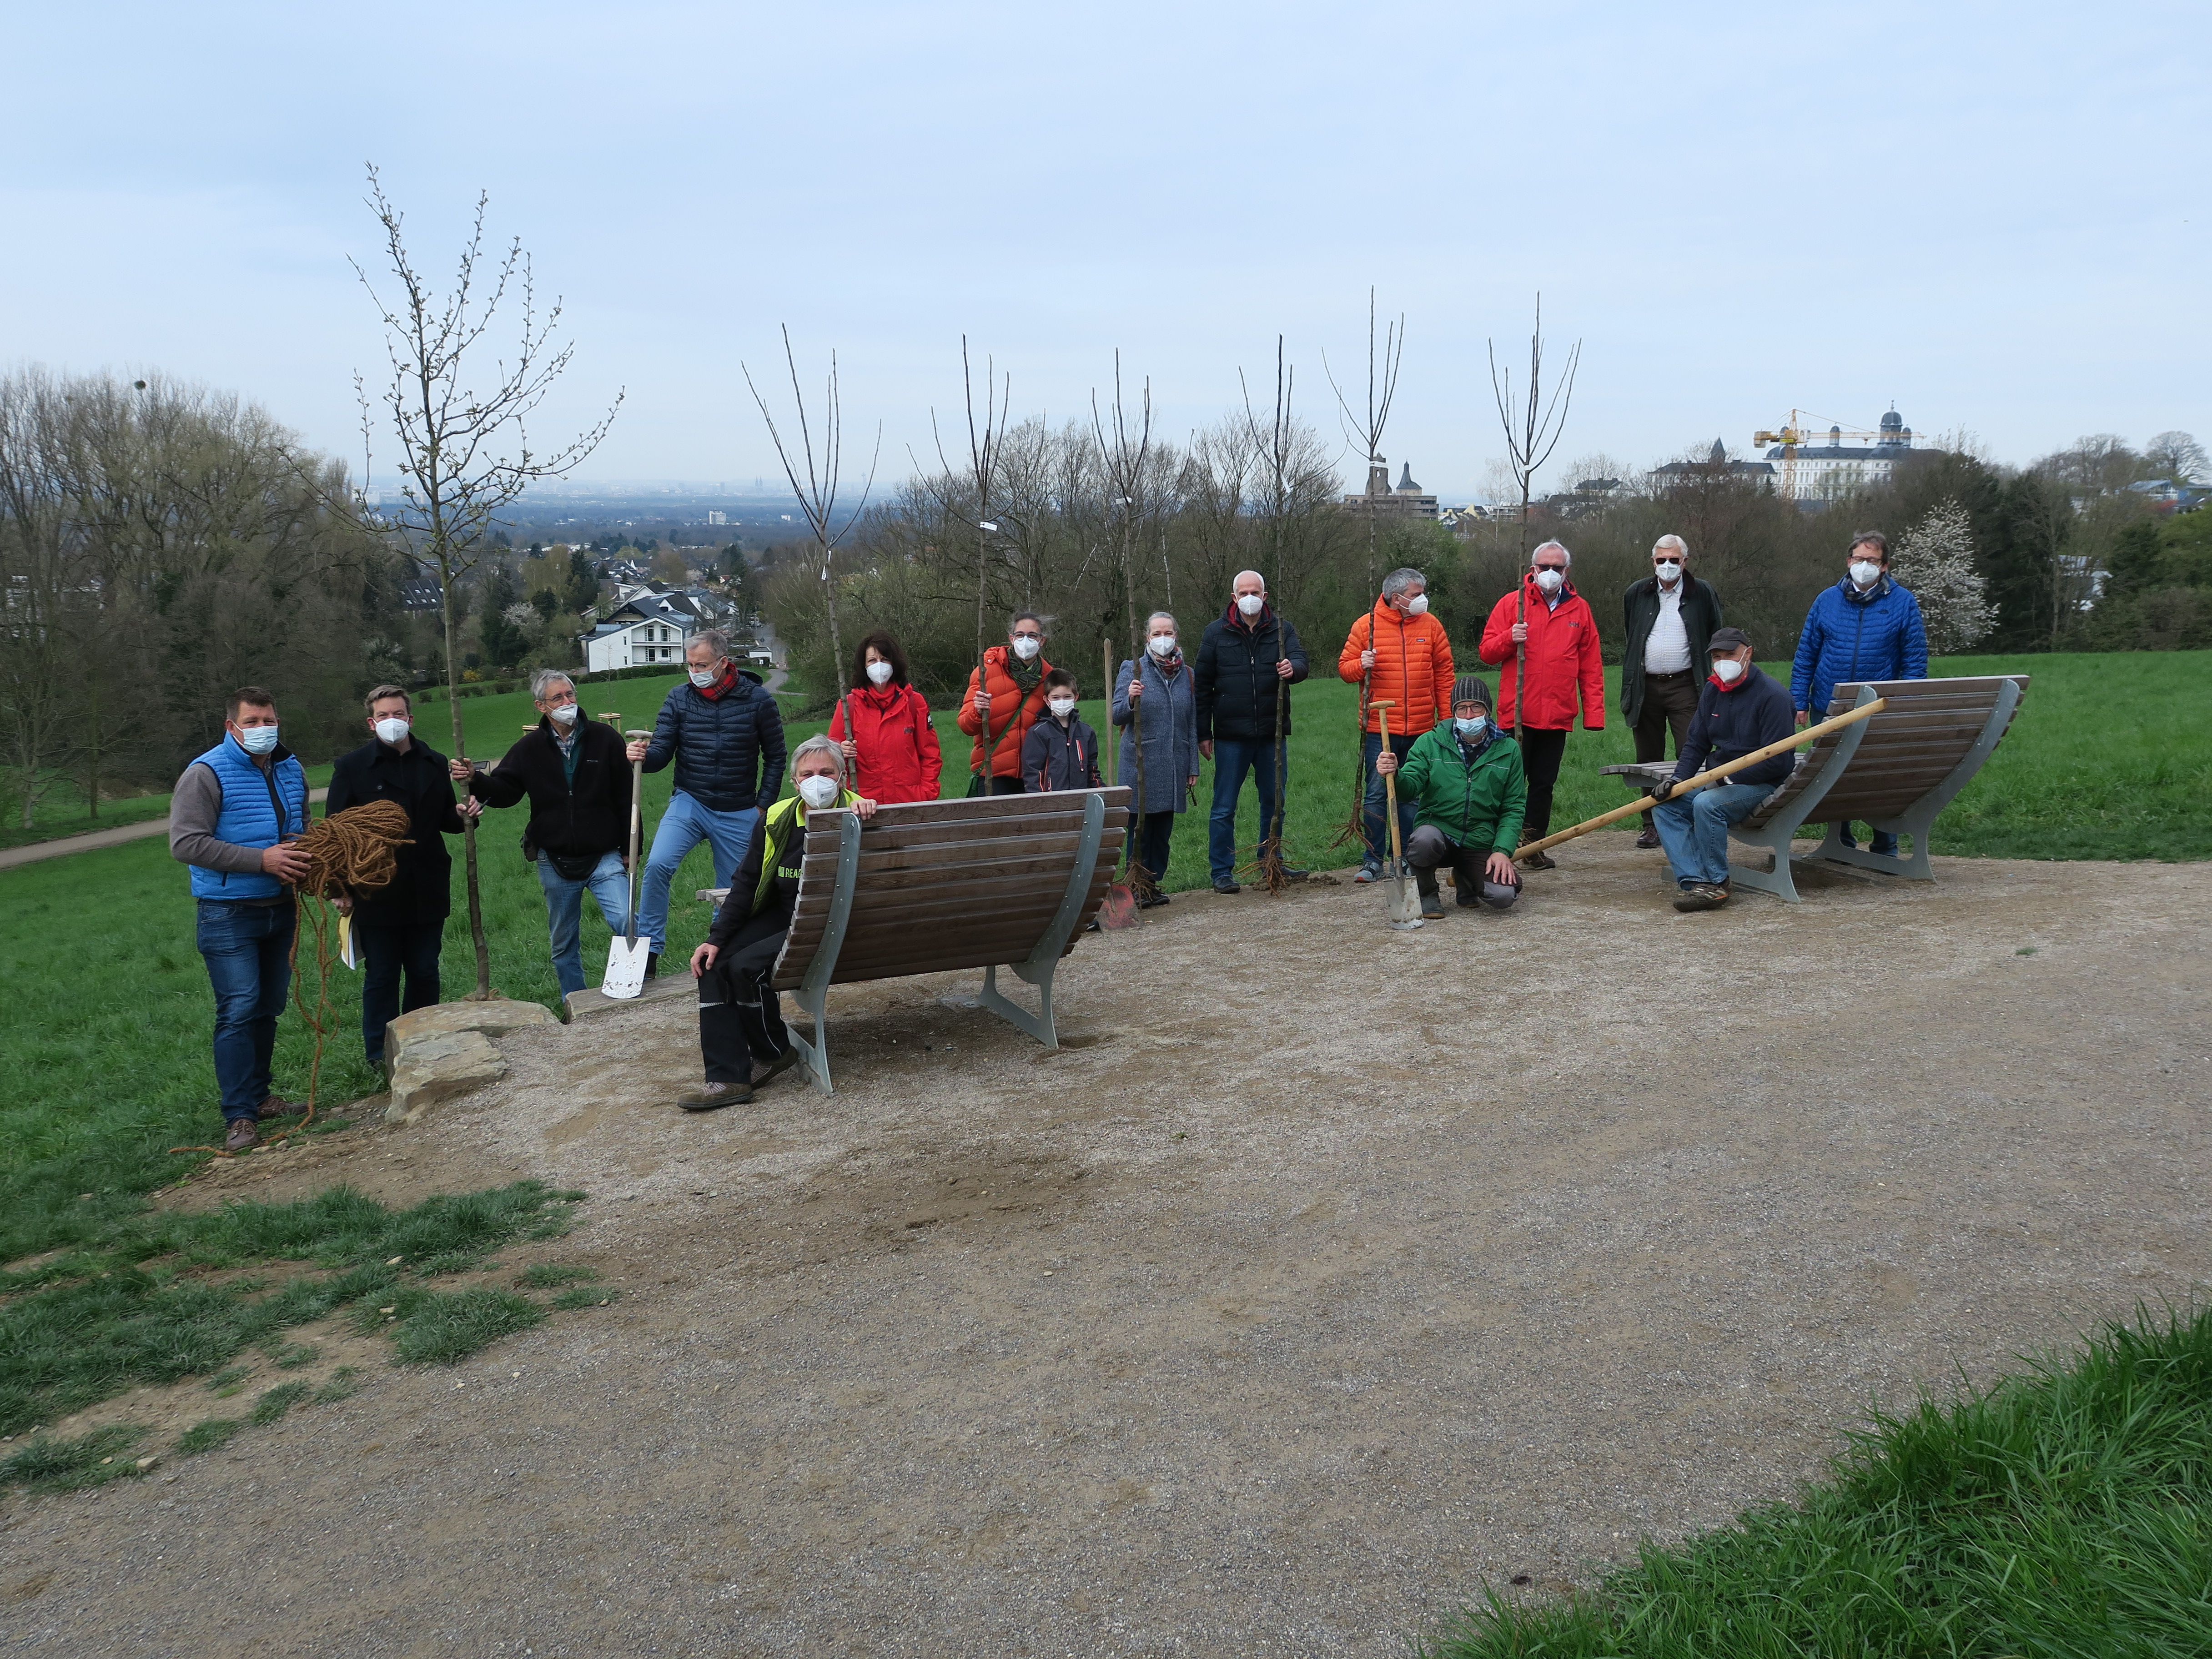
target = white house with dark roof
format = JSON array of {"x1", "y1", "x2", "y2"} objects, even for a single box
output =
[{"x1": 580, "y1": 586, "x2": 705, "y2": 672}]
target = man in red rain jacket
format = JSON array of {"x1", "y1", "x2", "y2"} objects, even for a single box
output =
[{"x1": 1478, "y1": 540, "x2": 1605, "y2": 868}]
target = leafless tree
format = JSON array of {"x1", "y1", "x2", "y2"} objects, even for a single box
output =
[
  {"x1": 744, "y1": 328, "x2": 880, "y2": 742},
  {"x1": 1487, "y1": 294, "x2": 1582, "y2": 732},
  {"x1": 1324, "y1": 289, "x2": 1405, "y2": 595},
  {"x1": 929, "y1": 340, "x2": 1012, "y2": 682},
  {"x1": 353, "y1": 165, "x2": 621, "y2": 999}
]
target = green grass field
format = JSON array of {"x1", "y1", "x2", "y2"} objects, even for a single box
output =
[{"x1": 1424, "y1": 1304, "x2": 2212, "y2": 1657}]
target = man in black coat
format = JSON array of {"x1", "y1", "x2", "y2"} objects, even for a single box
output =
[
  {"x1": 624, "y1": 628, "x2": 787, "y2": 975},
  {"x1": 1648, "y1": 627, "x2": 1795, "y2": 912},
  {"x1": 1621, "y1": 535, "x2": 1724, "y2": 848},
  {"x1": 452, "y1": 669, "x2": 635, "y2": 998},
  {"x1": 326, "y1": 685, "x2": 482, "y2": 1068},
  {"x1": 1193, "y1": 570, "x2": 1308, "y2": 894}
]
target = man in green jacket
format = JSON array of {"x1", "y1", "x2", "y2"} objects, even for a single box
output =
[{"x1": 1375, "y1": 675, "x2": 1527, "y2": 919}]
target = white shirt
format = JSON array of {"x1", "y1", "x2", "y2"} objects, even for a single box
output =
[{"x1": 1644, "y1": 581, "x2": 1692, "y2": 674}]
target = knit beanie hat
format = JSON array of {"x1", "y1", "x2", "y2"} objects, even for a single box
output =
[{"x1": 1452, "y1": 674, "x2": 1493, "y2": 713}]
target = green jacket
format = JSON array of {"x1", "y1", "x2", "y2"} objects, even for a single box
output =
[{"x1": 1394, "y1": 724, "x2": 1527, "y2": 852}]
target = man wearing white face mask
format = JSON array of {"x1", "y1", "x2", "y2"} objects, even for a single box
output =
[
  {"x1": 326, "y1": 684, "x2": 481, "y2": 1071},
  {"x1": 1195, "y1": 570, "x2": 1307, "y2": 893},
  {"x1": 1621, "y1": 535, "x2": 1724, "y2": 849},
  {"x1": 1478, "y1": 540, "x2": 1605, "y2": 868},
  {"x1": 1790, "y1": 530, "x2": 1928, "y2": 857},
  {"x1": 1337, "y1": 566, "x2": 1453, "y2": 882},
  {"x1": 1648, "y1": 627, "x2": 1796, "y2": 910},
  {"x1": 171, "y1": 686, "x2": 314, "y2": 1151}
]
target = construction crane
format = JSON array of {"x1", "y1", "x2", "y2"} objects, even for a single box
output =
[{"x1": 1753, "y1": 409, "x2": 1914, "y2": 501}]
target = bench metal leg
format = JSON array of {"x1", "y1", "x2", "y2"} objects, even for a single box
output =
[
  {"x1": 975, "y1": 791, "x2": 1105, "y2": 1052},
  {"x1": 1725, "y1": 826, "x2": 1801, "y2": 903},
  {"x1": 979, "y1": 961, "x2": 1056, "y2": 1047},
  {"x1": 781, "y1": 990, "x2": 833, "y2": 1095}
]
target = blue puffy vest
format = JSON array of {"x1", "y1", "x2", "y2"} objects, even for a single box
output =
[{"x1": 186, "y1": 738, "x2": 310, "y2": 901}]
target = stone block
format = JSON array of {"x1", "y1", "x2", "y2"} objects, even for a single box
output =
[
  {"x1": 385, "y1": 996, "x2": 560, "y2": 1048},
  {"x1": 385, "y1": 1030, "x2": 507, "y2": 1124}
]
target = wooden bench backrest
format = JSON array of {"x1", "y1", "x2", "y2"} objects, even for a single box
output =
[
  {"x1": 1742, "y1": 675, "x2": 2027, "y2": 829},
  {"x1": 769, "y1": 788, "x2": 1131, "y2": 992}
]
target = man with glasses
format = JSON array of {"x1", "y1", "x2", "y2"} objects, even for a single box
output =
[
  {"x1": 452, "y1": 670, "x2": 635, "y2": 998},
  {"x1": 1620, "y1": 534, "x2": 1724, "y2": 849},
  {"x1": 1477, "y1": 541, "x2": 1605, "y2": 869},
  {"x1": 626, "y1": 628, "x2": 786, "y2": 977}
]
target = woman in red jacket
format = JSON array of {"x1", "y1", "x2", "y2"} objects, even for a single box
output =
[{"x1": 830, "y1": 630, "x2": 943, "y2": 804}]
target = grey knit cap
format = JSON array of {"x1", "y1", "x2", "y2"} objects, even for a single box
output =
[{"x1": 1452, "y1": 675, "x2": 1493, "y2": 712}]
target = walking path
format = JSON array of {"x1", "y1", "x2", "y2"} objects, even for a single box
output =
[{"x1": 0, "y1": 789, "x2": 331, "y2": 871}]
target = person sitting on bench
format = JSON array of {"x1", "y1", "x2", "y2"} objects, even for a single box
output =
[
  {"x1": 1648, "y1": 627, "x2": 1796, "y2": 913},
  {"x1": 1374, "y1": 675, "x2": 1526, "y2": 920},
  {"x1": 682, "y1": 735, "x2": 876, "y2": 1112}
]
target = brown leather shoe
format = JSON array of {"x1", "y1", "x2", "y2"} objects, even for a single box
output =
[
  {"x1": 257, "y1": 1096, "x2": 308, "y2": 1120},
  {"x1": 225, "y1": 1119, "x2": 259, "y2": 1152},
  {"x1": 1521, "y1": 850, "x2": 1557, "y2": 871},
  {"x1": 678, "y1": 1080, "x2": 751, "y2": 1113},
  {"x1": 1634, "y1": 827, "x2": 1661, "y2": 850}
]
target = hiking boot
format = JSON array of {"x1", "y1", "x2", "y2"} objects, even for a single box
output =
[
  {"x1": 1522, "y1": 850, "x2": 1557, "y2": 871},
  {"x1": 1212, "y1": 878, "x2": 1242, "y2": 894},
  {"x1": 1672, "y1": 883, "x2": 1728, "y2": 912},
  {"x1": 751, "y1": 1048, "x2": 802, "y2": 1088},
  {"x1": 257, "y1": 1095, "x2": 308, "y2": 1119},
  {"x1": 1140, "y1": 891, "x2": 1170, "y2": 909},
  {"x1": 643, "y1": 953, "x2": 659, "y2": 980},
  {"x1": 225, "y1": 1118, "x2": 259, "y2": 1152},
  {"x1": 1634, "y1": 827, "x2": 1661, "y2": 850},
  {"x1": 1354, "y1": 863, "x2": 1380, "y2": 884},
  {"x1": 678, "y1": 1080, "x2": 751, "y2": 1113},
  {"x1": 1420, "y1": 890, "x2": 1446, "y2": 920}
]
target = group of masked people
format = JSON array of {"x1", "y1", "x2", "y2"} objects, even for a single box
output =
[{"x1": 170, "y1": 534, "x2": 1924, "y2": 1140}]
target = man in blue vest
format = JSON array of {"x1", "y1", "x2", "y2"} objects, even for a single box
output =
[{"x1": 169, "y1": 687, "x2": 313, "y2": 1152}]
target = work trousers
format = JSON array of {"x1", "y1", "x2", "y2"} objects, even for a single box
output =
[
  {"x1": 1633, "y1": 671, "x2": 1700, "y2": 829},
  {"x1": 355, "y1": 919, "x2": 443, "y2": 1065},
  {"x1": 699, "y1": 908, "x2": 796, "y2": 1084},
  {"x1": 640, "y1": 791, "x2": 758, "y2": 954},
  {"x1": 1207, "y1": 738, "x2": 1280, "y2": 883},
  {"x1": 986, "y1": 775, "x2": 1026, "y2": 797},
  {"x1": 1509, "y1": 727, "x2": 1570, "y2": 841},
  {"x1": 195, "y1": 899, "x2": 294, "y2": 1122},
  {"x1": 1360, "y1": 729, "x2": 1418, "y2": 868},
  {"x1": 1404, "y1": 825, "x2": 1522, "y2": 909}
]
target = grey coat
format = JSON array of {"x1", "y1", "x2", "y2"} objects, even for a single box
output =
[{"x1": 1111, "y1": 655, "x2": 1199, "y2": 815}]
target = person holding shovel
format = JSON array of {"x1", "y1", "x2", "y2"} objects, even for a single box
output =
[
  {"x1": 681, "y1": 736, "x2": 877, "y2": 1112},
  {"x1": 1337, "y1": 567, "x2": 1454, "y2": 885},
  {"x1": 1478, "y1": 540, "x2": 1605, "y2": 870},
  {"x1": 958, "y1": 612, "x2": 1055, "y2": 794},
  {"x1": 1649, "y1": 627, "x2": 1798, "y2": 912},
  {"x1": 453, "y1": 670, "x2": 633, "y2": 997},
  {"x1": 1195, "y1": 569, "x2": 1306, "y2": 895},
  {"x1": 1374, "y1": 675, "x2": 1526, "y2": 920},
  {"x1": 1113, "y1": 611, "x2": 1201, "y2": 903}
]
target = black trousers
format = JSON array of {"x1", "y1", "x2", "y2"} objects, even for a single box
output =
[
  {"x1": 987, "y1": 775, "x2": 1025, "y2": 796},
  {"x1": 1132, "y1": 811, "x2": 1174, "y2": 881},
  {"x1": 355, "y1": 919, "x2": 443, "y2": 1064},
  {"x1": 1508, "y1": 727, "x2": 1569, "y2": 840},
  {"x1": 698, "y1": 908, "x2": 796, "y2": 1084},
  {"x1": 1633, "y1": 671, "x2": 1700, "y2": 828}
]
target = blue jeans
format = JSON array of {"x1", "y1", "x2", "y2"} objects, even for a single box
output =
[
  {"x1": 1653, "y1": 783, "x2": 1772, "y2": 888},
  {"x1": 196, "y1": 900, "x2": 295, "y2": 1122},
  {"x1": 639, "y1": 791, "x2": 759, "y2": 953},
  {"x1": 537, "y1": 851, "x2": 633, "y2": 997},
  {"x1": 1208, "y1": 739, "x2": 1282, "y2": 882},
  {"x1": 1361, "y1": 730, "x2": 1417, "y2": 868},
  {"x1": 355, "y1": 920, "x2": 442, "y2": 1065}
]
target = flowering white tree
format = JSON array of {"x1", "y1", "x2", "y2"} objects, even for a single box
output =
[{"x1": 1892, "y1": 498, "x2": 1996, "y2": 655}]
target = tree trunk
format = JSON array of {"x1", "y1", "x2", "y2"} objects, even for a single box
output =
[{"x1": 444, "y1": 570, "x2": 493, "y2": 999}]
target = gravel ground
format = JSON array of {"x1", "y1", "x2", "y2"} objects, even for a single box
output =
[{"x1": 6, "y1": 845, "x2": 2209, "y2": 1656}]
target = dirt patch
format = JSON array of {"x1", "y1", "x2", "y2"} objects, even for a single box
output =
[{"x1": 6, "y1": 846, "x2": 2209, "y2": 1656}]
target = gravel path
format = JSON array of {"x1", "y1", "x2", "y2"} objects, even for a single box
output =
[{"x1": 7, "y1": 846, "x2": 2208, "y2": 1655}]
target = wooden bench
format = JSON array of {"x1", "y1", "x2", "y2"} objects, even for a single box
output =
[
  {"x1": 699, "y1": 787, "x2": 1131, "y2": 1092},
  {"x1": 1599, "y1": 674, "x2": 2028, "y2": 902}
]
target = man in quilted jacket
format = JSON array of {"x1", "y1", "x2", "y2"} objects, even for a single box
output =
[
  {"x1": 1337, "y1": 566, "x2": 1454, "y2": 883},
  {"x1": 1790, "y1": 531, "x2": 1928, "y2": 856}
]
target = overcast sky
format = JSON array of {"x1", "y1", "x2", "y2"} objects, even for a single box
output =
[{"x1": 8, "y1": 2, "x2": 2204, "y2": 500}]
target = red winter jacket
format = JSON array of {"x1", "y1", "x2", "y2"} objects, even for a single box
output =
[
  {"x1": 827, "y1": 681, "x2": 942, "y2": 803},
  {"x1": 956, "y1": 645, "x2": 1055, "y2": 779},
  {"x1": 1478, "y1": 577, "x2": 1607, "y2": 733}
]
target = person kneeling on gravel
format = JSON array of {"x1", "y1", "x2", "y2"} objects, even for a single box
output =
[
  {"x1": 681, "y1": 737, "x2": 876, "y2": 1111},
  {"x1": 1374, "y1": 675, "x2": 1527, "y2": 921},
  {"x1": 1649, "y1": 627, "x2": 1796, "y2": 913}
]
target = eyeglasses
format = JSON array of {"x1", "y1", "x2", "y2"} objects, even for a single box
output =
[
  {"x1": 1011, "y1": 629, "x2": 1042, "y2": 641},
  {"x1": 1534, "y1": 563, "x2": 1567, "y2": 575}
]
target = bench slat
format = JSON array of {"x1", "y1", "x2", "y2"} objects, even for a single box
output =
[
  {"x1": 794, "y1": 848, "x2": 1111, "y2": 893},
  {"x1": 807, "y1": 810, "x2": 1128, "y2": 857},
  {"x1": 810, "y1": 788, "x2": 1129, "y2": 830}
]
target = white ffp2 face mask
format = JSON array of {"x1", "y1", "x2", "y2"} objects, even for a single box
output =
[
  {"x1": 1147, "y1": 634, "x2": 1177, "y2": 658},
  {"x1": 1712, "y1": 659, "x2": 1745, "y2": 684},
  {"x1": 1236, "y1": 593, "x2": 1264, "y2": 617},
  {"x1": 1047, "y1": 696, "x2": 1076, "y2": 719},
  {"x1": 1849, "y1": 560, "x2": 1881, "y2": 587},
  {"x1": 548, "y1": 704, "x2": 579, "y2": 726},
  {"x1": 1654, "y1": 561, "x2": 1682, "y2": 581},
  {"x1": 373, "y1": 716, "x2": 411, "y2": 745},
  {"x1": 1010, "y1": 636, "x2": 1041, "y2": 661},
  {"x1": 796, "y1": 774, "x2": 839, "y2": 809},
  {"x1": 866, "y1": 660, "x2": 894, "y2": 685},
  {"x1": 1534, "y1": 568, "x2": 1566, "y2": 593},
  {"x1": 1404, "y1": 593, "x2": 1429, "y2": 615}
]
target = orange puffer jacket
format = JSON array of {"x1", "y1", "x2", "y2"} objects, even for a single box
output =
[
  {"x1": 1337, "y1": 600, "x2": 1455, "y2": 736},
  {"x1": 955, "y1": 645, "x2": 1055, "y2": 778},
  {"x1": 1478, "y1": 577, "x2": 1607, "y2": 732}
]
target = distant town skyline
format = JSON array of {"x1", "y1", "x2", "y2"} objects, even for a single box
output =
[{"x1": 8, "y1": 4, "x2": 2203, "y2": 499}]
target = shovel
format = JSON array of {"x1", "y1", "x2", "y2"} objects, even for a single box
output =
[
  {"x1": 1373, "y1": 701, "x2": 1423, "y2": 930},
  {"x1": 1096, "y1": 639, "x2": 1143, "y2": 930},
  {"x1": 601, "y1": 724, "x2": 654, "y2": 999}
]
